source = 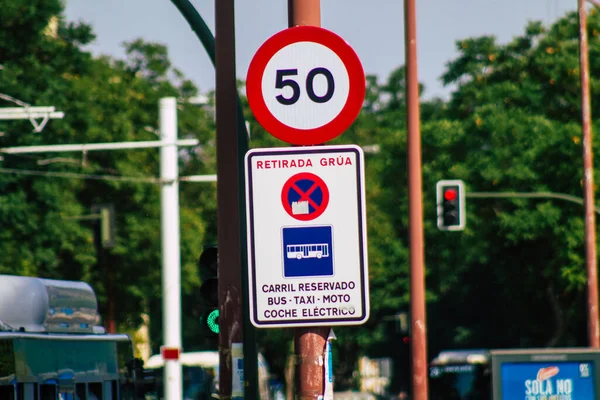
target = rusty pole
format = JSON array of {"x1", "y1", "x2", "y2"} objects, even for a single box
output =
[
  {"x1": 215, "y1": 0, "x2": 244, "y2": 397},
  {"x1": 404, "y1": 0, "x2": 429, "y2": 398},
  {"x1": 287, "y1": 1, "x2": 330, "y2": 399},
  {"x1": 288, "y1": 0, "x2": 321, "y2": 27},
  {"x1": 578, "y1": 0, "x2": 599, "y2": 348}
]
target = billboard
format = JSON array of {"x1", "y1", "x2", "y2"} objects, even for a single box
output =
[{"x1": 492, "y1": 348, "x2": 600, "y2": 400}]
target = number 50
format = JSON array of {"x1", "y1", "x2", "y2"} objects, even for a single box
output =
[{"x1": 275, "y1": 68, "x2": 335, "y2": 105}]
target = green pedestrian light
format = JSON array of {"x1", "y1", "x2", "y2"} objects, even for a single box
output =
[
  {"x1": 199, "y1": 246, "x2": 219, "y2": 335},
  {"x1": 206, "y1": 309, "x2": 220, "y2": 334}
]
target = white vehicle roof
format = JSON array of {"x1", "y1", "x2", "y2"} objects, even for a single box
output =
[
  {"x1": 0, "y1": 274, "x2": 103, "y2": 334},
  {"x1": 145, "y1": 351, "x2": 220, "y2": 369},
  {"x1": 431, "y1": 349, "x2": 490, "y2": 365}
]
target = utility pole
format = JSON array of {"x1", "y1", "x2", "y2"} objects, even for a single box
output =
[
  {"x1": 167, "y1": 2, "x2": 258, "y2": 396},
  {"x1": 404, "y1": 0, "x2": 429, "y2": 398},
  {"x1": 577, "y1": 0, "x2": 599, "y2": 348},
  {"x1": 215, "y1": 0, "x2": 245, "y2": 398},
  {"x1": 159, "y1": 97, "x2": 183, "y2": 400},
  {"x1": 286, "y1": 1, "x2": 331, "y2": 399}
]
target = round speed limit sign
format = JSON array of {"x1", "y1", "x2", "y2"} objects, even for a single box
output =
[{"x1": 247, "y1": 26, "x2": 365, "y2": 145}]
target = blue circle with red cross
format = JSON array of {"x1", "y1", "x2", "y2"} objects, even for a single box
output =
[{"x1": 281, "y1": 172, "x2": 330, "y2": 221}]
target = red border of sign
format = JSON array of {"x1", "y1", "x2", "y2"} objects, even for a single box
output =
[
  {"x1": 281, "y1": 172, "x2": 330, "y2": 221},
  {"x1": 247, "y1": 26, "x2": 365, "y2": 145}
]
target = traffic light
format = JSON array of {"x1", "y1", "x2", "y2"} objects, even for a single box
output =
[
  {"x1": 92, "y1": 204, "x2": 115, "y2": 248},
  {"x1": 385, "y1": 311, "x2": 410, "y2": 396},
  {"x1": 199, "y1": 246, "x2": 219, "y2": 334},
  {"x1": 436, "y1": 180, "x2": 466, "y2": 231}
]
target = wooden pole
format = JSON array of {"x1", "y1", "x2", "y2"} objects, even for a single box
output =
[
  {"x1": 287, "y1": 2, "x2": 329, "y2": 399},
  {"x1": 404, "y1": 0, "x2": 429, "y2": 398},
  {"x1": 578, "y1": 0, "x2": 599, "y2": 348}
]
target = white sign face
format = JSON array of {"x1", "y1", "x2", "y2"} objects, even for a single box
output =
[
  {"x1": 245, "y1": 145, "x2": 369, "y2": 328},
  {"x1": 246, "y1": 26, "x2": 365, "y2": 145},
  {"x1": 261, "y1": 42, "x2": 350, "y2": 130}
]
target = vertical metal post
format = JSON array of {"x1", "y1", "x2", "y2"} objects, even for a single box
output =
[
  {"x1": 237, "y1": 78, "x2": 258, "y2": 400},
  {"x1": 107, "y1": 266, "x2": 116, "y2": 333},
  {"x1": 287, "y1": 2, "x2": 330, "y2": 399},
  {"x1": 215, "y1": 0, "x2": 244, "y2": 398},
  {"x1": 404, "y1": 0, "x2": 429, "y2": 398},
  {"x1": 287, "y1": 0, "x2": 321, "y2": 27},
  {"x1": 166, "y1": 2, "x2": 258, "y2": 396},
  {"x1": 578, "y1": 0, "x2": 599, "y2": 348},
  {"x1": 159, "y1": 97, "x2": 183, "y2": 400}
]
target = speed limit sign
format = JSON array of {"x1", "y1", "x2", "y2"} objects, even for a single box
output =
[{"x1": 246, "y1": 26, "x2": 365, "y2": 145}]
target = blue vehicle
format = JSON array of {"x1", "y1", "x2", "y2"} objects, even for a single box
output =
[{"x1": 428, "y1": 349, "x2": 492, "y2": 400}]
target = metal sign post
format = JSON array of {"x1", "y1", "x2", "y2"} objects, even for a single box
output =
[{"x1": 245, "y1": 3, "x2": 368, "y2": 398}]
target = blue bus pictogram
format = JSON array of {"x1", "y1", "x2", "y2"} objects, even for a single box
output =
[
  {"x1": 286, "y1": 243, "x2": 330, "y2": 260},
  {"x1": 282, "y1": 226, "x2": 334, "y2": 277}
]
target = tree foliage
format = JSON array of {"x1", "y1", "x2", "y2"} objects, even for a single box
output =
[{"x1": 0, "y1": 0, "x2": 217, "y2": 350}]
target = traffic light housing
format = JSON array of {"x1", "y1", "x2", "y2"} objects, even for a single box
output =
[
  {"x1": 199, "y1": 246, "x2": 219, "y2": 334},
  {"x1": 436, "y1": 180, "x2": 466, "y2": 231},
  {"x1": 92, "y1": 204, "x2": 115, "y2": 249},
  {"x1": 385, "y1": 311, "x2": 410, "y2": 396}
]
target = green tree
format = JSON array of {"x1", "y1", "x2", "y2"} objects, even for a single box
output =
[
  {"x1": 374, "y1": 9, "x2": 600, "y2": 354},
  {"x1": 0, "y1": 1, "x2": 218, "y2": 353}
]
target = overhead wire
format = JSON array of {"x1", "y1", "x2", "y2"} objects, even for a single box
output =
[
  {"x1": 0, "y1": 167, "x2": 214, "y2": 184},
  {"x1": 0, "y1": 149, "x2": 156, "y2": 175},
  {"x1": 0, "y1": 93, "x2": 30, "y2": 107},
  {"x1": 0, "y1": 167, "x2": 160, "y2": 184}
]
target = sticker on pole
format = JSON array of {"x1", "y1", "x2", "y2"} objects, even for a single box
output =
[
  {"x1": 281, "y1": 172, "x2": 329, "y2": 221},
  {"x1": 246, "y1": 26, "x2": 365, "y2": 145},
  {"x1": 245, "y1": 145, "x2": 369, "y2": 328}
]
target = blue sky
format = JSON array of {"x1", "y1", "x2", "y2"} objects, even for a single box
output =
[{"x1": 64, "y1": 0, "x2": 576, "y2": 100}]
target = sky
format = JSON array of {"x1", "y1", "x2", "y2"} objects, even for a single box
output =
[{"x1": 63, "y1": 0, "x2": 577, "y2": 100}]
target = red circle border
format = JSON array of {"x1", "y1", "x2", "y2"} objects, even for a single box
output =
[
  {"x1": 280, "y1": 172, "x2": 330, "y2": 221},
  {"x1": 247, "y1": 26, "x2": 365, "y2": 145}
]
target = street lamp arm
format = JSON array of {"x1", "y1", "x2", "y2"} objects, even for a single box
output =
[
  {"x1": 169, "y1": 0, "x2": 249, "y2": 142},
  {"x1": 467, "y1": 191, "x2": 600, "y2": 215},
  {"x1": 169, "y1": 0, "x2": 216, "y2": 66}
]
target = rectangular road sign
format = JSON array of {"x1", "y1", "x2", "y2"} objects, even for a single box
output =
[{"x1": 245, "y1": 144, "x2": 369, "y2": 328}]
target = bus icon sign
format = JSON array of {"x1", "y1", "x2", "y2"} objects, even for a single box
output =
[
  {"x1": 282, "y1": 226, "x2": 334, "y2": 277},
  {"x1": 286, "y1": 243, "x2": 329, "y2": 260}
]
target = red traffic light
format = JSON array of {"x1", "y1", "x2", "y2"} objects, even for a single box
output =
[
  {"x1": 437, "y1": 180, "x2": 466, "y2": 231},
  {"x1": 444, "y1": 188, "x2": 458, "y2": 201}
]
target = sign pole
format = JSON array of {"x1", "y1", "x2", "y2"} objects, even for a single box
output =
[
  {"x1": 246, "y1": 5, "x2": 367, "y2": 400},
  {"x1": 577, "y1": 0, "x2": 600, "y2": 348},
  {"x1": 287, "y1": 2, "x2": 330, "y2": 399},
  {"x1": 404, "y1": 0, "x2": 429, "y2": 398},
  {"x1": 215, "y1": 0, "x2": 245, "y2": 398}
]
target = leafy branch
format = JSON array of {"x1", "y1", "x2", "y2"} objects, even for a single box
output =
[{"x1": 588, "y1": 0, "x2": 600, "y2": 9}]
